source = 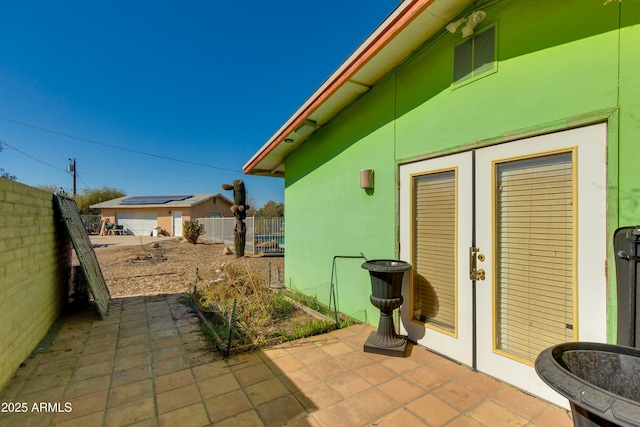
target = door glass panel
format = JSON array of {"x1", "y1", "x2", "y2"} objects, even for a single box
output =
[
  {"x1": 412, "y1": 170, "x2": 456, "y2": 333},
  {"x1": 495, "y1": 152, "x2": 575, "y2": 362}
]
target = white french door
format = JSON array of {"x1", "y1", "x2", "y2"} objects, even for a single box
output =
[
  {"x1": 399, "y1": 123, "x2": 608, "y2": 406},
  {"x1": 399, "y1": 152, "x2": 474, "y2": 366}
]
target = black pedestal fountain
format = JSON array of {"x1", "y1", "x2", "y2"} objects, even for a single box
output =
[
  {"x1": 535, "y1": 342, "x2": 640, "y2": 427},
  {"x1": 361, "y1": 260, "x2": 412, "y2": 357}
]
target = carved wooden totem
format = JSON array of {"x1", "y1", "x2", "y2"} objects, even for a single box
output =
[{"x1": 221, "y1": 179, "x2": 249, "y2": 257}]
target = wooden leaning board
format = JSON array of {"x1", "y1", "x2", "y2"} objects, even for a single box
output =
[{"x1": 55, "y1": 195, "x2": 111, "y2": 319}]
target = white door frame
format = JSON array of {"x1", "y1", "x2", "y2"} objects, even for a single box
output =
[
  {"x1": 398, "y1": 123, "x2": 608, "y2": 407},
  {"x1": 474, "y1": 123, "x2": 608, "y2": 407},
  {"x1": 172, "y1": 211, "x2": 183, "y2": 237},
  {"x1": 399, "y1": 152, "x2": 474, "y2": 367}
]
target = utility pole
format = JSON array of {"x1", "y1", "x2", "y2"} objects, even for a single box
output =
[{"x1": 68, "y1": 158, "x2": 76, "y2": 196}]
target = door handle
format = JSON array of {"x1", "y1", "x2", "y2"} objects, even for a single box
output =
[{"x1": 470, "y1": 247, "x2": 486, "y2": 281}]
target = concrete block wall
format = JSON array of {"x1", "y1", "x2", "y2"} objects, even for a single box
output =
[{"x1": 0, "y1": 179, "x2": 71, "y2": 390}]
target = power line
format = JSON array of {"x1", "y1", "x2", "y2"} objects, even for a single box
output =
[
  {"x1": 0, "y1": 116, "x2": 243, "y2": 173},
  {"x1": 0, "y1": 140, "x2": 67, "y2": 172},
  {"x1": 76, "y1": 173, "x2": 95, "y2": 192}
]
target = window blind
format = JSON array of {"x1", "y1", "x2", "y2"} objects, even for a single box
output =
[
  {"x1": 413, "y1": 170, "x2": 456, "y2": 333},
  {"x1": 495, "y1": 152, "x2": 574, "y2": 362}
]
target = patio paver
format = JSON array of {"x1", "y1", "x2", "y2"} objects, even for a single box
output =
[{"x1": 0, "y1": 294, "x2": 574, "y2": 426}]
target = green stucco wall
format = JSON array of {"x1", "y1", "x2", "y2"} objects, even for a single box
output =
[
  {"x1": 284, "y1": 0, "x2": 640, "y2": 339},
  {"x1": 285, "y1": 77, "x2": 398, "y2": 324},
  {"x1": 619, "y1": 0, "x2": 640, "y2": 226}
]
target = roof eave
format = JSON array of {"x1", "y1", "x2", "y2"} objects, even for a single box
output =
[{"x1": 243, "y1": 0, "x2": 474, "y2": 176}]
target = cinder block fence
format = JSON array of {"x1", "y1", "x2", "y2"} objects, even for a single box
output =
[{"x1": 0, "y1": 179, "x2": 72, "y2": 389}]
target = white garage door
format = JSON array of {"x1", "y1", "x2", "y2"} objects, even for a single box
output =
[{"x1": 117, "y1": 212, "x2": 157, "y2": 236}]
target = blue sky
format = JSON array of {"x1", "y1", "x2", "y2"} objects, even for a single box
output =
[{"x1": 0, "y1": 1, "x2": 396, "y2": 207}]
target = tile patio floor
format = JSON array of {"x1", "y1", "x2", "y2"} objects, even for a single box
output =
[{"x1": 0, "y1": 294, "x2": 574, "y2": 427}]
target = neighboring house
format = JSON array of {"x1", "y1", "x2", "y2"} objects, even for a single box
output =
[
  {"x1": 91, "y1": 193, "x2": 233, "y2": 236},
  {"x1": 244, "y1": 0, "x2": 640, "y2": 406}
]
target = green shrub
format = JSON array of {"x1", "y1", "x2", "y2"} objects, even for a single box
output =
[
  {"x1": 183, "y1": 218, "x2": 205, "y2": 244},
  {"x1": 269, "y1": 291, "x2": 296, "y2": 320},
  {"x1": 286, "y1": 291, "x2": 327, "y2": 315},
  {"x1": 283, "y1": 320, "x2": 335, "y2": 340}
]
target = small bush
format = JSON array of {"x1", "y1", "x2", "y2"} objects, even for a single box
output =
[
  {"x1": 283, "y1": 319, "x2": 335, "y2": 340},
  {"x1": 269, "y1": 291, "x2": 296, "y2": 321},
  {"x1": 183, "y1": 218, "x2": 205, "y2": 244}
]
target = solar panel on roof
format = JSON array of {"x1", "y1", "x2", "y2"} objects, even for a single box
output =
[{"x1": 120, "y1": 195, "x2": 193, "y2": 205}]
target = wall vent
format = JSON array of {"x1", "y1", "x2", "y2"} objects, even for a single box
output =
[{"x1": 453, "y1": 26, "x2": 496, "y2": 85}]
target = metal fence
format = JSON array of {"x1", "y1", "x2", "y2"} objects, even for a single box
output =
[
  {"x1": 81, "y1": 215, "x2": 102, "y2": 235},
  {"x1": 197, "y1": 216, "x2": 284, "y2": 255},
  {"x1": 254, "y1": 217, "x2": 284, "y2": 254}
]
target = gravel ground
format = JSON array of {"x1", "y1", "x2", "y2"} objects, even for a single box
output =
[{"x1": 92, "y1": 237, "x2": 285, "y2": 298}]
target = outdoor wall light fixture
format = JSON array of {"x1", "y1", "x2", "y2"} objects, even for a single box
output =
[
  {"x1": 294, "y1": 119, "x2": 318, "y2": 137},
  {"x1": 446, "y1": 10, "x2": 486, "y2": 37},
  {"x1": 446, "y1": 19, "x2": 465, "y2": 33},
  {"x1": 360, "y1": 169, "x2": 374, "y2": 189}
]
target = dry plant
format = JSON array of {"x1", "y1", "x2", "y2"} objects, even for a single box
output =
[
  {"x1": 194, "y1": 260, "x2": 303, "y2": 349},
  {"x1": 196, "y1": 263, "x2": 263, "y2": 313}
]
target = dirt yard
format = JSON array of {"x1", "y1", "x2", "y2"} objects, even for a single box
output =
[{"x1": 93, "y1": 237, "x2": 285, "y2": 298}]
